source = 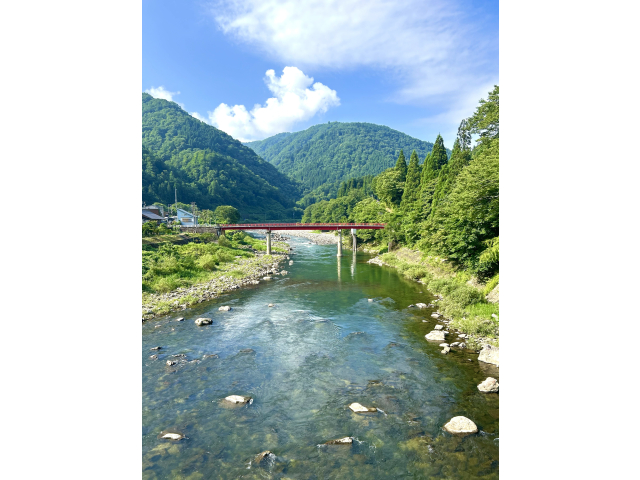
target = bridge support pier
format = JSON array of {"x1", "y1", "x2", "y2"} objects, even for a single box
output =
[
  {"x1": 337, "y1": 230, "x2": 343, "y2": 257},
  {"x1": 266, "y1": 230, "x2": 272, "y2": 255},
  {"x1": 351, "y1": 228, "x2": 357, "y2": 252}
]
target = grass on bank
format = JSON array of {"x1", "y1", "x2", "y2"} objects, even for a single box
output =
[
  {"x1": 142, "y1": 231, "x2": 285, "y2": 296},
  {"x1": 379, "y1": 250, "x2": 499, "y2": 347}
]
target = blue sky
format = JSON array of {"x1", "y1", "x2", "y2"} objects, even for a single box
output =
[{"x1": 143, "y1": 0, "x2": 498, "y2": 148}]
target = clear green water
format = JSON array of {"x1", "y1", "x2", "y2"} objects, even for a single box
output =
[{"x1": 142, "y1": 236, "x2": 499, "y2": 479}]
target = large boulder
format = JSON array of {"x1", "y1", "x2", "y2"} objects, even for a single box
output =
[
  {"x1": 486, "y1": 284, "x2": 499, "y2": 303},
  {"x1": 324, "y1": 437, "x2": 353, "y2": 445},
  {"x1": 478, "y1": 377, "x2": 499, "y2": 393},
  {"x1": 478, "y1": 344, "x2": 499, "y2": 366},
  {"x1": 195, "y1": 318, "x2": 212, "y2": 326},
  {"x1": 443, "y1": 416, "x2": 478, "y2": 435},
  {"x1": 425, "y1": 330, "x2": 446, "y2": 341},
  {"x1": 349, "y1": 402, "x2": 377, "y2": 413}
]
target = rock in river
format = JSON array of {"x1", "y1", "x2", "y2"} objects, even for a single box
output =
[
  {"x1": 478, "y1": 344, "x2": 499, "y2": 366},
  {"x1": 268, "y1": 303, "x2": 275, "y2": 307},
  {"x1": 254, "y1": 450, "x2": 275, "y2": 466},
  {"x1": 434, "y1": 325, "x2": 444, "y2": 330},
  {"x1": 324, "y1": 437, "x2": 353, "y2": 445},
  {"x1": 415, "y1": 303, "x2": 428, "y2": 309},
  {"x1": 224, "y1": 395, "x2": 252, "y2": 404},
  {"x1": 441, "y1": 346, "x2": 451, "y2": 354},
  {"x1": 425, "y1": 330, "x2": 445, "y2": 341},
  {"x1": 166, "y1": 360, "x2": 176, "y2": 366},
  {"x1": 368, "y1": 298, "x2": 373, "y2": 302},
  {"x1": 443, "y1": 416, "x2": 478, "y2": 436},
  {"x1": 478, "y1": 377, "x2": 499, "y2": 393},
  {"x1": 195, "y1": 318, "x2": 212, "y2": 326},
  {"x1": 150, "y1": 346, "x2": 161, "y2": 351},
  {"x1": 175, "y1": 317, "x2": 184, "y2": 322},
  {"x1": 218, "y1": 306, "x2": 231, "y2": 311},
  {"x1": 263, "y1": 276, "x2": 272, "y2": 280},
  {"x1": 160, "y1": 432, "x2": 185, "y2": 440},
  {"x1": 349, "y1": 402, "x2": 377, "y2": 413}
]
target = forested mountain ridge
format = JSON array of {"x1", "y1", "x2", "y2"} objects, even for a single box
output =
[
  {"x1": 142, "y1": 93, "x2": 301, "y2": 218},
  {"x1": 245, "y1": 122, "x2": 444, "y2": 193}
]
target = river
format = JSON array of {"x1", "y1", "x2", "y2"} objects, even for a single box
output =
[{"x1": 142, "y1": 235, "x2": 499, "y2": 479}]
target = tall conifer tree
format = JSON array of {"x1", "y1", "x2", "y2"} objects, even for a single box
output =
[
  {"x1": 395, "y1": 149, "x2": 407, "y2": 182},
  {"x1": 430, "y1": 134, "x2": 448, "y2": 169},
  {"x1": 401, "y1": 150, "x2": 422, "y2": 209}
]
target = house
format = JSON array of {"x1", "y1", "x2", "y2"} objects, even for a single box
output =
[
  {"x1": 142, "y1": 206, "x2": 164, "y2": 223},
  {"x1": 176, "y1": 208, "x2": 198, "y2": 226}
]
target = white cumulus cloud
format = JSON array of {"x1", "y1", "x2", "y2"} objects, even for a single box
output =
[
  {"x1": 211, "y1": 0, "x2": 498, "y2": 141},
  {"x1": 145, "y1": 86, "x2": 180, "y2": 102},
  {"x1": 207, "y1": 67, "x2": 340, "y2": 141}
]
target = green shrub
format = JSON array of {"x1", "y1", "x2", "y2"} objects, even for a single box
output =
[
  {"x1": 198, "y1": 254, "x2": 218, "y2": 271},
  {"x1": 483, "y1": 273, "x2": 499, "y2": 295},
  {"x1": 218, "y1": 235, "x2": 231, "y2": 248},
  {"x1": 152, "y1": 277, "x2": 180, "y2": 293},
  {"x1": 447, "y1": 285, "x2": 484, "y2": 308},
  {"x1": 216, "y1": 250, "x2": 235, "y2": 263}
]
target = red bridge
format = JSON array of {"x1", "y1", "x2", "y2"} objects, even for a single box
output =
[
  {"x1": 216, "y1": 222, "x2": 386, "y2": 231},
  {"x1": 182, "y1": 222, "x2": 385, "y2": 256}
]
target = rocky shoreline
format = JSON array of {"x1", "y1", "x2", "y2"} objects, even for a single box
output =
[
  {"x1": 270, "y1": 229, "x2": 339, "y2": 245},
  {"x1": 142, "y1": 246, "x2": 290, "y2": 321},
  {"x1": 367, "y1": 254, "x2": 499, "y2": 365}
]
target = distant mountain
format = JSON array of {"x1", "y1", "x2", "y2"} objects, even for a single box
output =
[
  {"x1": 245, "y1": 122, "x2": 442, "y2": 193},
  {"x1": 142, "y1": 93, "x2": 301, "y2": 218}
]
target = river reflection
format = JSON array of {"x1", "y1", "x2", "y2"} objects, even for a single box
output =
[{"x1": 142, "y1": 235, "x2": 498, "y2": 479}]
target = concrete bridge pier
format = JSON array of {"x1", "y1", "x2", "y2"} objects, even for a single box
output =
[
  {"x1": 351, "y1": 228, "x2": 357, "y2": 252},
  {"x1": 266, "y1": 230, "x2": 272, "y2": 255},
  {"x1": 337, "y1": 230, "x2": 343, "y2": 257}
]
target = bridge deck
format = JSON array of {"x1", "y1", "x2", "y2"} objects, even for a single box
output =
[
  {"x1": 179, "y1": 223, "x2": 385, "y2": 232},
  {"x1": 217, "y1": 223, "x2": 385, "y2": 231}
]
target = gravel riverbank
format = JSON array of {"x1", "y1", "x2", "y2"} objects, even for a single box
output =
[{"x1": 142, "y1": 245, "x2": 290, "y2": 321}]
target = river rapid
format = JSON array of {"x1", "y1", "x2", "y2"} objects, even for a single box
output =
[{"x1": 142, "y1": 235, "x2": 499, "y2": 479}]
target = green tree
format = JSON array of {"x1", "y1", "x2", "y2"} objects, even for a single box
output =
[
  {"x1": 400, "y1": 150, "x2": 422, "y2": 210},
  {"x1": 464, "y1": 85, "x2": 499, "y2": 146},
  {"x1": 373, "y1": 167, "x2": 404, "y2": 206},
  {"x1": 430, "y1": 134, "x2": 448, "y2": 169},
  {"x1": 214, "y1": 205, "x2": 240, "y2": 224},
  {"x1": 394, "y1": 149, "x2": 408, "y2": 182}
]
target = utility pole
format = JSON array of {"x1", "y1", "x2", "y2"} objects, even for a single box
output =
[{"x1": 174, "y1": 188, "x2": 177, "y2": 216}]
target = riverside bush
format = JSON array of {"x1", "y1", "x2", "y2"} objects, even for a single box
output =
[
  {"x1": 447, "y1": 285, "x2": 484, "y2": 308},
  {"x1": 197, "y1": 254, "x2": 218, "y2": 271}
]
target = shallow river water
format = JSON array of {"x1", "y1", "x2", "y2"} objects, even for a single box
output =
[{"x1": 142, "y1": 236, "x2": 499, "y2": 479}]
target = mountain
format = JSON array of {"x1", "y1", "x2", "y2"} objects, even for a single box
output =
[
  {"x1": 245, "y1": 122, "x2": 442, "y2": 193},
  {"x1": 142, "y1": 93, "x2": 301, "y2": 219}
]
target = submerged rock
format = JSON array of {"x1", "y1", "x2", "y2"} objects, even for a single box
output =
[
  {"x1": 149, "y1": 354, "x2": 158, "y2": 360},
  {"x1": 478, "y1": 344, "x2": 499, "y2": 366},
  {"x1": 425, "y1": 330, "x2": 446, "y2": 341},
  {"x1": 349, "y1": 402, "x2": 377, "y2": 413},
  {"x1": 202, "y1": 354, "x2": 219, "y2": 359},
  {"x1": 175, "y1": 317, "x2": 184, "y2": 322},
  {"x1": 254, "y1": 450, "x2": 275, "y2": 466},
  {"x1": 324, "y1": 437, "x2": 353, "y2": 445},
  {"x1": 195, "y1": 318, "x2": 212, "y2": 326},
  {"x1": 443, "y1": 416, "x2": 478, "y2": 435},
  {"x1": 478, "y1": 377, "x2": 499, "y2": 393},
  {"x1": 150, "y1": 346, "x2": 162, "y2": 351},
  {"x1": 218, "y1": 306, "x2": 231, "y2": 311},
  {"x1": 239, "y1": 348, "x2": 255, "y2": 354},
  {"x1": 224, "y1": 395, "x2": 252, "y2": 404}
]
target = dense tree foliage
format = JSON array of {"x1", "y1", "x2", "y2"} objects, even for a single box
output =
[
  {"x1": 245, "y1": 122, "x2": 444, "y2": 193},
  {"x1": 301, "y1": 86, "x2": 499, "y2": 277},
  {"x1": 142, "y1": 93, "x2": 300, "y2": 219},
  {"x1": 214, "y1": 205, "x2": 240, "y2": 224}
]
